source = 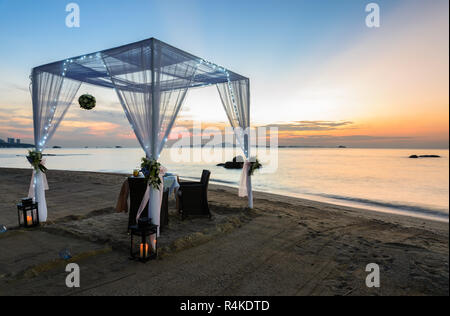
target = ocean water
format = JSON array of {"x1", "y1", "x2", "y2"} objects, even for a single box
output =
[{"x1": 0, "y1": 147, "x2": 448, "y2": 222}]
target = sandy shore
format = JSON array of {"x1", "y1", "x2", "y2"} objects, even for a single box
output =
[{"x1": 0, "y1": 168, "x2": 448, "y2": 296}]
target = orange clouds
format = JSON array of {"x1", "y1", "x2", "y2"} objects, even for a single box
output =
[{"x1": 59, "y1": 120, "x2": 122, "y2": 136}]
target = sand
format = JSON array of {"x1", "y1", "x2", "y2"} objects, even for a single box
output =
[{"x1": 0, "y1": 168, "x2": 448, "y2": 296}]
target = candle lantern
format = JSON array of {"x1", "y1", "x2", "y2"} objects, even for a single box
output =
[
  {"x1": 17, "y1": 198, "x2": 39, "y2": 228},
  {"x1": 129, "y1": 217, "x2": 158, "y2": 262}
]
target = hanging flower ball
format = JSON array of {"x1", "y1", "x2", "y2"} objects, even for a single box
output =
[{"x1": 78, "y1": 94, "x2": 96, "y2": 110}]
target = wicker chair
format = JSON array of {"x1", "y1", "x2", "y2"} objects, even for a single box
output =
[{"x1": 178, "y1": 170, "x2": 211, "y2": 220}]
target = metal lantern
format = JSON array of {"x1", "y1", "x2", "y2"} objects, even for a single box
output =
[
  {"x1": 129, "y1": 217, "x2": 158, "y2": 262},
  {"x1": 17, "y1": 198, "x2": 39, "y2": 228}
]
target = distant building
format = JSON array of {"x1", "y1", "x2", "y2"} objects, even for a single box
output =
[{"x1": 0, "y1": 137, "x2": 33, "y2": 148}]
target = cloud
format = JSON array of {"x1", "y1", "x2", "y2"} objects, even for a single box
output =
[
  {"x1": 0, "y1": 80, "x2": 29, "y2": 93},
  {"x1": 0, "y1": 107, "x2": 34, "y2": 142},
  {"x1": 59, "y1": 120, "x2": 122, "y2": 136},
  {"x1": 265, "y1": 120, "x2": 354, "y2": 132},
  {"x1": 287, "y1": 135, "x2": 411, "y2": 141},
  {"x1": 64, "y1": 107, "x2": 128, "y2": 125},
  {"x1": 276, "y1": 134, "x2": 422, "y2": 148}
]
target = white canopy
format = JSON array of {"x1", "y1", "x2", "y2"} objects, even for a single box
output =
[{"x1": 30, "y1": 37, "x2": 252, "y2": 223}]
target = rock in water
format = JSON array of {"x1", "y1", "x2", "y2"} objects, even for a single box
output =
[
  {"x1": 217, "y1": 156, "x2": 245, "y2": 169},
  {"x1": 224, "y1": 161, "x2": 244, "y2": 169},
  {"x1": 409, "y1": 155, "x2": 441, "y2": 159}
]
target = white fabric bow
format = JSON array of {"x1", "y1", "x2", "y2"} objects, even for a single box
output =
[
  {"x1": 136, "y1": 165, "x2": 167, "y2": 236},
  {"x1": 28, "y1": 159, "x2": 49, "y2": 198},
  {"x1": 239, "y1": 161, "x2": 251, "y2": 197}
]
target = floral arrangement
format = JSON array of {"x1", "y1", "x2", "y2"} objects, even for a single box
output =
[
  {"x1": 26, "y1": 150, "x2": 47, "y2": 173},
  {"x1": 140, "y1": 157, "x2": 162, "y2": 190},
  {"x1": 78, "y1": 94, "x2": 96, "y2": 110},
  {"x1": 248, "y1": 157, "x2": 262, "y2": 176}
]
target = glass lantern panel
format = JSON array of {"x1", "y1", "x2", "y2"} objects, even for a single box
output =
[
  {"x1": 140, "y1": 242, "x2": 149, "y2": 260},
  {"x1": 26, "y1": 210, "x2": 33, "y2": 226},
  {"x1": 19, "y1": 210, "x2": 24, "y2": 225},
  {"x1": 150, "y1": 235, "x2": 157, "y2": 252},
  {"x1": 132, "y1": 235, "x2": 150, "y2": 260}
]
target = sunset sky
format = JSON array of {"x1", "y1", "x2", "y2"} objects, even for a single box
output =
[{"x1": 0, "y1": 0, "x2": 448, "y2": 148}]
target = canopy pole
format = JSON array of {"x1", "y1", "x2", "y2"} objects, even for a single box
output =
[
  {"x1": 150, "y1": 39, "x2": 161, "y2": 233},
  {"x1": 151, "y1": 39, "x2": 159, "y2": 159},
  {"x1": 247, "y1": 174, "x2": 253, "y2": 209},
  {"x1": 247, "y1": 80, "x2": 253, "y2": 209}
]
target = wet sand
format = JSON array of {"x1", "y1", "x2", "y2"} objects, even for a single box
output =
[{"x1": 0, "y1": 168, "x2": 448, "y2": 296}]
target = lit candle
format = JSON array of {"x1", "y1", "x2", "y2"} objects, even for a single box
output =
[
  {"x1": 140, "y1": 243, "x2": 148, "y2": 259},
  {"x1": 26, "y1": 215, "x2": 33, "y2": 226}
]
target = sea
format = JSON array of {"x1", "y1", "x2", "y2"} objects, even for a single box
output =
[{"x1": 0, "y1": 147, "x2": 448, "y2": 222}]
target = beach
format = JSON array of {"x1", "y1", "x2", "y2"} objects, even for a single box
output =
[{"x1": 0, "y1": 167, "x2": 448, "y2": 296}]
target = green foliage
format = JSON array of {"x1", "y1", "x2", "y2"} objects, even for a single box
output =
[
  {"x1": 140, "y1": 157, "x2": 162, "y2": 190},
  {"x1": 248, "y1": 158, "x2": 262, "y2": 176},
  {"x1": 78, "y1": 94, "x2": 96, "y2": 110},
  {"x1": 26, "y1": 150, "x2": 48, "y2": 173}
]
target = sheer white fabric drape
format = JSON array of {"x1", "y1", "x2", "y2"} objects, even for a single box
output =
[
  {"x1": 217, "y1": 78, "x2": 252, "y2": 206},
  {"x1": 30, "y1": 69, "x2": 81, "y2": 222},
  {"x1": 102, "y1": 40, "x2": 199, "y2": 232},
  {"x1": 217, "y1": 78, "x2": 250, "y2": 156},
  {"x1": 101, "y1": 41, "x2": 198, "y2": 158}
]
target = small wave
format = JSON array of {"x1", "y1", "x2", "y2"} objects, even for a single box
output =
[
  {"x1": 210, "y1": 178, "x2": 238, "y2": 185},
  {"x1": 15, "y1": 154, "x2": 90, "y2": 157},
  {"x1": 311, "y1": 193, "x2": 449, "y2": 219},
  {"x1": 177, "y1": 178, "x2": 449, "y2": 220},
  {"x1": 181, "y1": 176, "x2": 238, "y2": 185}
]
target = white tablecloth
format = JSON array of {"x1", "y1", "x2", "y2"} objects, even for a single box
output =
[{"x1": 163, "y1": 175, "x2": 179, "y2": 194}]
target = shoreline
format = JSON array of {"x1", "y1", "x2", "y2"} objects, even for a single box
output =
[
  {"x1": 206, "y1": 178, "x2": 449, "y2": 224},
  {"x1": 0, "y1": 167, "x2": 447, "y2": 233},
  {"x1": 0, "y1": 167, "x2": 448, "y2": 228}
]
